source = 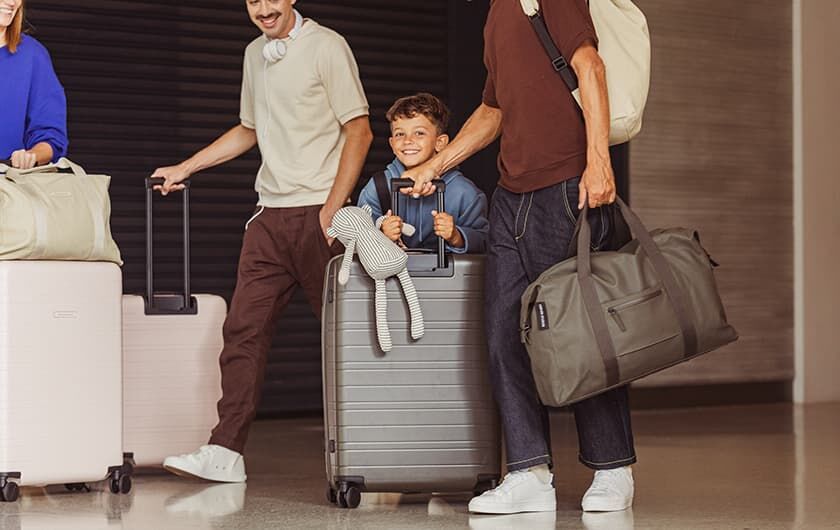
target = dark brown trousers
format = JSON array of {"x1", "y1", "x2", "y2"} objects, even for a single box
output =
[{"x1": 209, "y1": 205, "x2": 342, "y2": 453}]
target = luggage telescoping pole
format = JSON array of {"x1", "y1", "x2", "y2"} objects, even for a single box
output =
[{"x1": 143, "y1": 178, "x2": 197, "y2": 315}]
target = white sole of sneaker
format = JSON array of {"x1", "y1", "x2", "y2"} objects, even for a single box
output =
[
  {"x1": 163, "y1": 464, "x2": 246, "y2": 484},
  {"x1": 469, "y1": 499, "x2": 556, "y2": 515},
  {"x1": 581, "y1": 498, "x2": 633, "y2": 513}
]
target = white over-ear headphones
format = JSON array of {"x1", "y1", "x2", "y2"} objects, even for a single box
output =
[{"x1": 262, "y1": 9, "x2": 304, "y2": 63}]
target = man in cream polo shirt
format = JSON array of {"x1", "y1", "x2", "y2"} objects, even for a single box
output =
[{"x1": 151, "y1": 0, "x2": 372, "y2": 482}]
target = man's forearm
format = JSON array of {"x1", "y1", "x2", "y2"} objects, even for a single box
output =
[
  {"x1": 573, "y1": 46, "x2": 611, "y2": 168},
  {"x1": 182, "y1": 124, "x2": 257, "y2": 175},
  {"x1": 428, "y1": 103, "x2": 503, "y2": 176},
  {"x1": 323, "y1": 116, "x2": 373, "y2": 213}
]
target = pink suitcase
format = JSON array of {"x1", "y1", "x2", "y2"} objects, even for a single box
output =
[
  {"x1": 121, "y1": 180, "x2": 226, "y2": 468},
  {"x1": 0, "y1": 261, "x2": 130, "y2": 502}
]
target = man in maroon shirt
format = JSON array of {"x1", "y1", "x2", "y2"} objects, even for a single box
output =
[{"x1": 403, "y1": 0, "x2": 636, "y2": 515}]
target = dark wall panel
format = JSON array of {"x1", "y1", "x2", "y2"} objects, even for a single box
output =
[{"x1": 26, "y1": 0, "x2": 450, "y2": 414}]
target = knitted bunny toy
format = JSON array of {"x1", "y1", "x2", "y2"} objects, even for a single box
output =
[{"x1": 326, "y1": 205, "x2": 424, "y2": 352}]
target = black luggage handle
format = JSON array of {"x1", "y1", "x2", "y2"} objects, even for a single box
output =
[
  {"x1": 389, "y1": 178, "x2": 447, "y2": 271},
  {"x1": 144, "y1": 178, "x2": 197, "y2": 315}
]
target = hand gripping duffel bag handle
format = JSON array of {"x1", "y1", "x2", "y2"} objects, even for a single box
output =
[
  {"x1": 576, "y1": 197, "x2": 699, "y2": 386},
  {"x1": 143, "y1": 178, "x2": 197, "y2": 315},
  {"x1": 2, "y1": 157, "x2": 88, "y2": 178}
]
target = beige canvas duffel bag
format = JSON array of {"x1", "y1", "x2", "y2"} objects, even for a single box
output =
[{"x1": 0, "y1": 158, "x2": 122, "y2": 264}]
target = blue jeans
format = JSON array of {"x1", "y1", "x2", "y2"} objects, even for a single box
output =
[{"x1": 485, "y1": 178, "x2": 637, "y2": 472}]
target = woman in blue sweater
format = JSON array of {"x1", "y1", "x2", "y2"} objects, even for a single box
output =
[{"x1": 1, "y1": 0, "x2": 67, "y2": 169}]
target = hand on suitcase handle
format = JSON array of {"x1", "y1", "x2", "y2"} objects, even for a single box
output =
[
  {"x1": 146, "y1": 175, "x2": 191, "y2": 192},
  {"x1": 149, "y1": 163, "x2": 192, "y2": 195},
  {"x1": 390, "y1": 177, "x2": 446, "y2": 196}
]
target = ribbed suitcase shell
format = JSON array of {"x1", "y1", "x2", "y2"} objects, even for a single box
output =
[
  {"x1": 0, "y1": 261, "x2": 123, "y2": 487},
  {"x1": 323, "y1": 254, "x2": 501, "y2": 495},
  {"x1": 122, "y1": 294, "x2": 226, "y2": 467}
]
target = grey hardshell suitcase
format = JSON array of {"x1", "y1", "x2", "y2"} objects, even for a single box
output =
[{"x1": 323, "y1": 179, "x2": 501, "y2": 509}]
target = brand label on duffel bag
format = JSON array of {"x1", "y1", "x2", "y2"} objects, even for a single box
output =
[{"x1": 536, "y1": 302, "x2": 550, "y2": 330}]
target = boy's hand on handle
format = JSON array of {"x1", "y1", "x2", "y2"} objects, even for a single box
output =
[
  {"x1": 380, "y1": 210, "x2": 404, "y2": 242},
  {"x1": 432, "y1": 210, "x2": 463, "y2": 248},
  {"x1": 400, "y1": 161, "x2": 438, "y2": 198},
  {"x1": 150, "y1": 163, "x2": 191, "y2": 196},
  {"x1": 10, "y1": 149, "x2": 38, "y2": 170}
]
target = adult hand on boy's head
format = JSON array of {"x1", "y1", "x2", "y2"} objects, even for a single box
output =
[
  {"x1": 401, "y1": 161, "x2": 438, "y2": 198},
  {"x1": 380, "y1": 210, "x2": 404, "y2": 242}
]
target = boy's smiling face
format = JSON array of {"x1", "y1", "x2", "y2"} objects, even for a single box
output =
[{"x1": 389, "y1": 114, "x2": 449, "y2": 170}]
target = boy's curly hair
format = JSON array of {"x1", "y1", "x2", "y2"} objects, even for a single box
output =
[{"x1": 386, "y1": 93, "x2": 450, "y2": 134}]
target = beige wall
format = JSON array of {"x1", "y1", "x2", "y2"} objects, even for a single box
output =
[
  {"x1": 796, "y1": 0, "x2": 840, "y2": 403},
  {"x1": 630, "y1": 1, "x2": 794, "y2": 387}
]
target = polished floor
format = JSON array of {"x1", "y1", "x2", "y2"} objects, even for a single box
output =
[{"x1": 1, "y1": 403, "x2": 838, "y2": 529}]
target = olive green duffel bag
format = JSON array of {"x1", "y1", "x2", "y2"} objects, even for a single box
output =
[
  {"x1": 520, "y1": 198, "x2": 737, "y2": 407},
  {"x1": 0, "y1": 158, "x2": 122, "y2": 265}
]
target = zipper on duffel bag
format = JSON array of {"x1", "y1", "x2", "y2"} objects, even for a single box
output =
[{"x1": 607, "y1": 288, "x2": 663, "y2": 332}]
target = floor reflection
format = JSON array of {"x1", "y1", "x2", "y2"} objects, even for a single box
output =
[{"x1": 0, "y1": 403, "x2": 837, "y2": 529}]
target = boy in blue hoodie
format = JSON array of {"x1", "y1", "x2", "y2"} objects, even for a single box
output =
[{"x1": 358, "y1": 93, "x2": 488, "y2": 253}]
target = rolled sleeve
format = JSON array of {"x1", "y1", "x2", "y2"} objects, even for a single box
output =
[{"x1": 544, "y1": 0, "x2": 599, "y2": 60}]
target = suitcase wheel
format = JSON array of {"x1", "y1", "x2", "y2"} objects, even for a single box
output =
[
  {"x1": 337, "y1": 483, "x2": 361, "y2": 509},
  {"x1": 0, "y1": 481, "x2": 19, "y2": 502},
  {"x1": 109, "y1": 472, "x2": 132, "y2": 495}
]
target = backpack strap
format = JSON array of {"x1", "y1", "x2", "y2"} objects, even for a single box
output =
[
  {"x1": 521, "y1": 2, "x2": 580, "y2": 94},
  {"x1": 373, "y1": 170, "x2": 392, "y2": 214}
]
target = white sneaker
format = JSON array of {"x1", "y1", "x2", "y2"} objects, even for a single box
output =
[
  {"x1": 163, "y1": 445, "x2": 247, "y2": 483},
  {"x1": 468, "y1": 470, "x2": 556, "y2": 515},
  {"x1": 581, "y1": 466, "x2": 634, "y2": 512}
]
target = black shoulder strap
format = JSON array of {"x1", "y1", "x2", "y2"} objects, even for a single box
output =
[
  {"x1": 373, "y1": 171, "x2": 392, "y2": 214},
  {"x1": 525, "y1": 11, "x2": 580, "y2": 93}
]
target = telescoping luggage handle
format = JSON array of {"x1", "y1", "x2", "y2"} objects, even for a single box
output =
[
  {"x1": 143, "y1": 178, "x2": 198, "y2": 315},
  {"x1": 389, "y1": 178, "x2": 448, "y2": 273}
]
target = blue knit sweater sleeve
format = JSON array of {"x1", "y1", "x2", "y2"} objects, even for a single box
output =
[
  {"x1": 25, "y1": 38, "x2": 68, "y2": 161},
  {"x1": 450, "y1": 182, "x2": 489, "y2": 254}
]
